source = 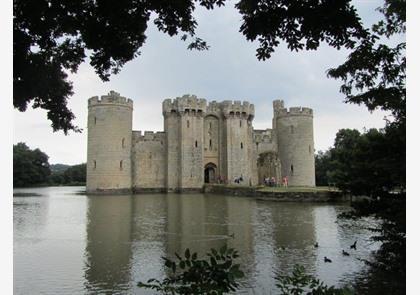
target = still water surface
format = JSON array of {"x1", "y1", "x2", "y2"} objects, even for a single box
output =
[{"x1": 14, "y1": 186, "x2": 378, "y2": 294}]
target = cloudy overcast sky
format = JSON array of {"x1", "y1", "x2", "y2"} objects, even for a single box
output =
[{"x1": 13, "y1": 0, "x2": 394, "y2": 165}]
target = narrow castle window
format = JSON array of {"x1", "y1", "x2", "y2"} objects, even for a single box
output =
[
  {"x1": 241, "y1": 142, "x2": 243, "y2": 149},
  {"x1": 120, "y1": 160, "x2": 123, "y2": 171},
  {"x1": 290, "y1": 125, "x2": 294, "y2": 134},
  {"x1": 195, "y1": 140, "x2": 198, "y2": 148},
  {"x1": 122, "y1": 138, "x2": 125, "y2": 148},
  {"x1": 187, "y1": 120, "x2": 190, "y2": 128},
  {"x1": 209, "y1": 122, "x2": 212, "y2": 129},
  {"x1": 209, "y1": 139, "x2": 212, "y2": 149},
  {"x1": 291, "y1": 164, "x2": 294, "y2": 174},
  {"x1": 94, "y1": 117, "x2": 97, "y2": 125},
  {"x1": 240, "y1": 120, "x2": 242, "y2": 127},
  {"x1": 93, "y1": 160, "x2": 96, "y2": 170}
]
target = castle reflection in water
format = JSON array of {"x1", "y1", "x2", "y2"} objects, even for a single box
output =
[{"x1": 83, "y1": 193, "x2": 326, "y2": 293}]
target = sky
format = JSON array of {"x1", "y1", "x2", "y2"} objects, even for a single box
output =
[{"x1": 13, "y1": 0, "x2": 394, "y2": 165}]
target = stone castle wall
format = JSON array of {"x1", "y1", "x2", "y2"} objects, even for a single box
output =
[
  {"x1": 132, "y1": 131, "x2": 166, "y2": 191},
  {"x1": 86, "y1": 92, "x2": 316, "y2": 193}
]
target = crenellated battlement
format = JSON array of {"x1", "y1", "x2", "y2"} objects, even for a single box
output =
[
  {"x1": 273, "y1": 100, "x2": 285, "y2": 112},
  {"x1": 88, "y1": 90, "x2": 133, "y2": 108},
  {"x1": 163, "y1": 94, "x2": 207, "y2": 115},
  {"x1": 220, "y1": 100, "x2": 255, "y2": 119},
  {"x1": 275, "y1": 106, "x2": 313, "y2": 117},
  {"x1": 162, "y1": 94, "x2": 256, "y2": 119},
  {"x1": 207, "y1": 100, "x2": 220, "y2": 113}
]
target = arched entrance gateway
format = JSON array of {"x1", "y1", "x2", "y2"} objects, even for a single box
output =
[
  {"x1": 257, "y1": 151, "x2": 281, "y2": 185},
  {"x1": 204, "y1": 163, "x2": 217, "y2": 183}
]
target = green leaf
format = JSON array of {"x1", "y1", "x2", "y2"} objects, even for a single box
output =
[
  {"x1": 164, "y1": 258, "x2": 172, "y2": 268},
  {"x1": 220, "y1": 244, "x2": 227, "y2": 255},
  {"x1": 211, "y1": 248, "x2": 217, "y2": 256},
  {"x1": 210, "y1": 257, "x2": 217, "y2": 266}
]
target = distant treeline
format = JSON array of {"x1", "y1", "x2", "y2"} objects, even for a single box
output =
[{"x1": 13, "y1": 142, "x2": 86, "y2": 188}]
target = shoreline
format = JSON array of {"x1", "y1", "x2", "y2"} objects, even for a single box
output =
[
  {"x1": 15, "y1": 184, "x2": 349, "y2": 202},
  {"x1": 203, "y1": 184, "x2": 349, "y2": 202}
]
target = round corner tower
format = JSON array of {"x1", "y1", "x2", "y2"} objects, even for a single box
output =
[
  {"x1": 273, "y1": 100, "x2": 315, "y2": 186},
  {"x1": 87, "y1": 91, "x2": 133, "y2": 193}
]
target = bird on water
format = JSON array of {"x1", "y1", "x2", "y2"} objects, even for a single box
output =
[
  {"x1": 350, "y1": 240, "x2": 357, "y2": 250},
  {"x1": 342, "y1": 250, "x2": 350, "y2": 256},
  {"x1": 324, "y1": 256, "x2": 332, "y2": 263}
]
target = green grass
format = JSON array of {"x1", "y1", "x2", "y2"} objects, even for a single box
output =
[
  {"x1": 206, "y1": 183, "x2": 339, "y2": 193},
  {"x1": 257, "y1": 186, "x2": 340, "y2": 193}
]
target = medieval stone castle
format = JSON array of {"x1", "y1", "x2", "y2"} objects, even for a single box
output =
[{"x1": 86, "y1": 91, "x2": 315, "y2": 193}]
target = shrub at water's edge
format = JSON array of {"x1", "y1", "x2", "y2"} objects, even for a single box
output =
[
  {"x1": 138, "y1": 247, "x2": 351, "y2": 294},
  {"x1": 138, "y1": 246, "x2": 244, "y2": 294}
]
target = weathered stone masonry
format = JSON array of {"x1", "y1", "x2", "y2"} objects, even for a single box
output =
[{"x1": 86, "y1": 91, "x2": 316, "y2": 193}]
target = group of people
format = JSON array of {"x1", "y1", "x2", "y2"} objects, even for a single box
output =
[
  {"x1": 215, "y1": 175, "x2": 289, "y2": 187},
  {"x1": 215, "y1": 175, "x2": 245, "y2": 184},
  {"x1": 263, "y1": 176, "x2": 289, "y2": 187},
  {"x1": 233, "y1": 176, "x2": 244, "y2": 184}
]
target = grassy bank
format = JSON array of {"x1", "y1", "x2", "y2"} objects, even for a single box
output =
[
  {"x1": 257, "y1": 186, "x2": 340, "y2": 193},
  {"x1": 208, "y1": 184, "x2": 339, "y2": 193}
]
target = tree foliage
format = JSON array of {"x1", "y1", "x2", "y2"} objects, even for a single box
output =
[
  {"x1": 62, "y1": 163, "x2": 86, "y2": 184},
  {"x1": 50, "y1": 163, "x2": 71, "y2": 174},
  {"x1": 49, "y1": 163, "x2": 86, "y2": 185},
  {"x1": 315, "y1": 150, "x2": 332, "y2": 187},
  {"x1": 13, "y1": 142, "x2": 51, "y2": 187},
  {"x1": 13, "y1": 0, "x2": 224, "y2": 133},
  {"x1": 315, "y1": 126, "x2": 405, "y2": 293},
  {"x1": 327, "y1": 0, "x2": 405, "y2": 123},
  {"x1": 138, "y1": 246, "x2": 244, "y2": 294},
  {"x1": 275, "y1": 265, "x2": 352, "y2": 295},
  {"x1": 316, "y1": 127, "x2": 405, "y2": 197},
  {"x1": 14, "y1": 0, "x2": 368, "y2": 133},
  {"x1": 13, "y1": 142, "x2": 86, "y2": 187},
  {"x1": 236, "y1": 0, "x2": 367, "y2": 59},
  {"x1": 324, "y1": 6, "x2": 406, "y2": 292}
]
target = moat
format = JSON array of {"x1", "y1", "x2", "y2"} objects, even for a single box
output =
[{"x1": 14, "y1": 186, "x2": 379, "y2": 294}]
